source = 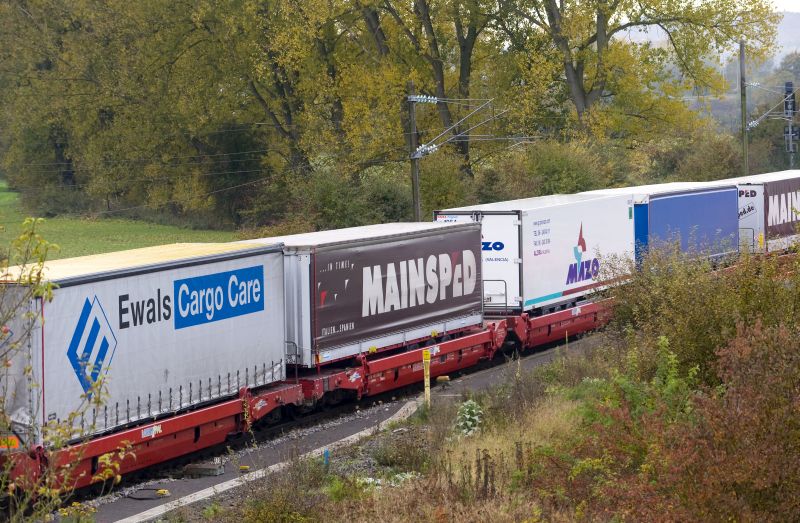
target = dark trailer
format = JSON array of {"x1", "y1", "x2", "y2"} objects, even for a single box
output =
[{"x1": 246, "y1": 222, "x2": 484, "y2": 367}]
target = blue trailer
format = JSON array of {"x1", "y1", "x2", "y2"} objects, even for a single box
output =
[
  {"x1": 632, "y1": 186, "x2": 739, "y2": 262},
  {"x1": 583, "y1": 182, "x2": 740, "y2": 262}
]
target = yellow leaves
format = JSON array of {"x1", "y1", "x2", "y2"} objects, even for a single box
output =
[
  {"x1": 92, "y1": 440, "x2": 135, "y2": 485},
  {"x1": 58, "y1": 500, "x2": 98, "y2": 520},
  {"x1": 511, "y1": 0, "x2": 780, "y2": 142},
  {"x1": 338, "y1": 61, "x2": 405, "y2": 159}
]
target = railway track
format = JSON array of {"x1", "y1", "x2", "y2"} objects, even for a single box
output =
[
  {"x1": 73, "y1": 349, "x2": 498, "y2": 503},
  {"x1": 88, "y1": 334, "x2": 600, "y2": 521}
]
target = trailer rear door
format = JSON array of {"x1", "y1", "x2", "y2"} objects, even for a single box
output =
[{"x1": 435, "y1": 211, "x2": 521, "y2": 313}]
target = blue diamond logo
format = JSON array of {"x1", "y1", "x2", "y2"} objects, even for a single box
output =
[{"x1": 66, "y1": 297, "x2": 117, "y2": 395}]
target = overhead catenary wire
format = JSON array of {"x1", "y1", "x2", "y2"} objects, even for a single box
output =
[
  {"x1": 89, "y1": 176, "x2": 273, "y2": 217},
  {"x1": 83, "y1": 151, "x2": 405, "y2": 218},
  {"x1": 19, "y1": 147, "x2": 275, "y2": 168},
  {"x1": 748, "y1": 86, "x2": 800, "y2": 129},
  {"x1": 5, "y1": 146, "x2": 411, "y2": 217},
  {"x1": 438, "y1": 109, "x2": 511, "y2": 148},
  {"x1": 22, "y1": 152, "x2": 270, "y2": 176},
  {"x1": 413, "y1": 99, "x2": 497, "y2": 159},
  {"x1": 7, "y1": 167, "x2": 276, "y2": 192}
]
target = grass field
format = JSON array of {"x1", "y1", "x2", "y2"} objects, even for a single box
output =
[{"x1": 0, "y1": 182, "x2": 238, "y2": 259}]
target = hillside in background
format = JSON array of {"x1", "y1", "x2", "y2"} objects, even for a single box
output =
[
  {"x1": 627, "y1": 11, "x2": 798, "y2": 57},
  {"x1": 777, "y1": 12, "x2": 800, "y2": 57}
]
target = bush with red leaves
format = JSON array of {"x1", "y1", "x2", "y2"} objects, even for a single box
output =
[{"x1": 531, "y1": 323, "x2": 800, "y2": 521}]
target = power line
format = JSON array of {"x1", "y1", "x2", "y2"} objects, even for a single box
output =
[
  {"x1": 83, "y1": 153, "x2": 410, "y2": 218},
  {"x1": 19, "y1": 147, "x2": 274, "y2": 168},
  {"x1": 23, "y1": 152, "x2": 268, "y2": 175},
  {"x1": 5, "y1": 148, "x2": 410, "y2": 215},
  {"x1": 6, "y1": 166, "x2": 275, "y2": 192},
  {"x1": 90, "y1": 176, "x2": 273, "y2": 217},
  {"x1": 746, "y1": 86, "x2": 800, "y2": 129}
]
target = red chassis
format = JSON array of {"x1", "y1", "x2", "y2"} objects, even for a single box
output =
[{"x1": 3, "y1": 301, "x2": 611, "y2": 491}]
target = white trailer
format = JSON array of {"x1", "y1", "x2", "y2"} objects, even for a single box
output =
[
  {"x1": 588, "y1": 173, "x2": 800, "y2": 253},
  {"x1": 435, "y1": 194, "x2": 635, "y2": 315},
  {"x1": 2, "y1": 243, "x2": 285, "y2": 445}
]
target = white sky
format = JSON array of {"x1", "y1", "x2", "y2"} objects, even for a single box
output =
[{"x1": 773, "y1": 0, "x2": 800, "y2": 11}]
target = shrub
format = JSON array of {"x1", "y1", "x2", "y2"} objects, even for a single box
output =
[
  {"x1": 456, "y1": 400, "x2": 484, "y2": 437},
  {"x1": 604, "y1": 248, "x2": 799, "y2": 386}
]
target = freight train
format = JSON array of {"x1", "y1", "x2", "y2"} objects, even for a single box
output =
[{"x1": 1, "y1": 169, "x2": 798, "y2": 491}]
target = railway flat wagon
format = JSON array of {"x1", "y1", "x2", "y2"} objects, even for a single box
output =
[
  {"x1": 1, "y1": 242, "x2": 286, "y2": 448},
  {"x1": 434, "y1": 194, "x2": 635, "y2": 315},
  {"x1": 246, "y1": 222, "x2": 484, "y2": 367}
]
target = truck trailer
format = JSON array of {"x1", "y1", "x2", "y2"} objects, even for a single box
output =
[
  {"x1": 582, "y1": 182, "x2": 740, "y2": 262},
  {"x1": 1, "y1": 242, "x2": 285, "y2": 446},
  {"x1": 245, "y1": 222, "x2": 484, "y2": 367},
  {"x1": 434, "y1": 194, "x2": 635, "y2": 315},
  {"x1": 701, "y1": 170, "x2": 800, "y2": 252}
]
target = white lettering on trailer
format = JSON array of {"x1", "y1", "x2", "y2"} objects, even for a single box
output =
[
  {"x1": 178, "y1": 273, "x2": 263, "y2": 323},
  {"x1": 768, "y1": 191, "x2": 800, "y2": 226},
  {"x1": 438, "y1": 253, "x2": 452, "y2": 300},
  {"x1": 228, "y1": 274, "x2": 261, "y2": 307},
  {"x1": 425, "y1": 254, "x2": 438, "y2": 304},
  {"x1": 361, "y1": 250, "x2": 476, "y2": 317},
  {"x1": 363, "y1": 266, "x2": 384, "y2": 316},
  {"x1": 408, "y1": 259, "x2": 425, "y2": 307}
]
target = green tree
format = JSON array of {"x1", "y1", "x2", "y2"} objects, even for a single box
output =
[{"x1": 500, "y1": 0, "x2": 779, "y2": 137}]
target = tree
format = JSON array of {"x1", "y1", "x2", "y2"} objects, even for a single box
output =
[
  {"x1": 376, "y1": 0, "x2": 503, "y2": 175},
  {"x1": 500, "y1": 0, "x2": 779, "y2": 136},
  {"x1": 778, "y1": 51, "x2": 800, "y2": 80},
  {"x1": 0, "y1": 0, "x2": 784, "y2": 225}
]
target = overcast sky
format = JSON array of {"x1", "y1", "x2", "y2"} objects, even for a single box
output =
[{"x1": 773, "y1": 0, "x2": 799, "y2": 11}]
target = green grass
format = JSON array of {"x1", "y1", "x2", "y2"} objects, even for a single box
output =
[{"x1": 0, "y1": 182, "x2": 238, "y2": 259}]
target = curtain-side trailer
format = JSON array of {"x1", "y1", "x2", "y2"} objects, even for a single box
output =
[
  {"x1": 245, "y1": 222, "x2": 484, "y2": 367},
  {"x1": 1, "y1": 243, "x2": 285, "y2": 446}
]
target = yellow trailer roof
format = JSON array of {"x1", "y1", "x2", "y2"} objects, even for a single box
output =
[{"x1": 2, "y1": 242, "x2": 271, "y2": 283}]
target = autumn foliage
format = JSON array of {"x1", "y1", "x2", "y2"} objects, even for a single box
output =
[{"x1": 512, "y1": 251, "x2": 800, "y2": 521}]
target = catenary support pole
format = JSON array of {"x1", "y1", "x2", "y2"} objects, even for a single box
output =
[
  {"x1": 740, "y1": 40, "x2": 749, "y2": 177},
  {"x1": 408, "y1": 81, "x2": 422, "y2": 221}
]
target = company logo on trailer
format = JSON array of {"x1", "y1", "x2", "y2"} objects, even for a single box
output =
[
  {"x1": 565, "y1": 224, "x2": 600, "y2": 285},
  {"x1": 117, "y1": 265, "x2": 265, "y2": 331},
  {"x1": 739, "y1": 203, "x2": 756, "y2": 220},
  {"x1": 362, "y1": 250, "x2": 477, "y2": 317},
  {"x1": 173, "y1": 266, "x2": 265, "y2": 329},
  {"x1": 767, "y1": 191, "x2": 800, "y2": 227},
  {"x1": 66, "y1": 297, "x2": 118, "y2": 394},
  {"x1": 481, "y1": 241, "x2": 504, "y2": 251}
]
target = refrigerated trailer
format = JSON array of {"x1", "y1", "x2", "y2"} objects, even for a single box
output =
[
  {"x1": 1, "y1": 243, "x2": 286, "y2": 446},
  {"x1": 435, "y1": 194, "x2": 635, "y2": 315},
  {"x1": 245, "y1": 222, "x2": 484, "y2": 367}
]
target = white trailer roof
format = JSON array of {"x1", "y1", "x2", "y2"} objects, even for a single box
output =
[
  {"x1": 581, "y1": 181, "x2": 740, "y2": 205},
  {"x1": 581, "y1": 181, "x2": 718, "y2": 197},
  {"x1": 712, "y1": 169, "x2": 800, "y2": 185},
  {"x1": 2, "y1": 242, "x2": 275, "y2": 283},
  {"x1": 244, "y1": 221, "x2": 471, "y2": 249},
  {"x1": 439, "y1": 193, "x2": 610, "y2": 212}
]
